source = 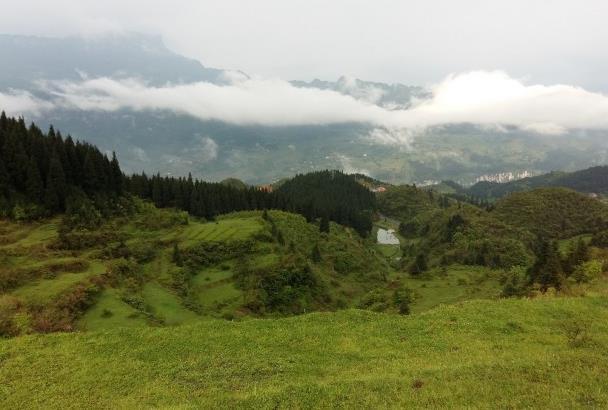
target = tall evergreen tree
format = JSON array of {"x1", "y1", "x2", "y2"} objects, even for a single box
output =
[
  {"x1": 44, "y1": 153, "x2": 67, "y2": 212},
  {"x1": 530, "y1": 239, "x2": 564, "y2": 291},
  {"x1": 25, "y1": 157, "x2": 43, "y2": 202},
  {"x1": 409, "y1": 253, "x2": 428, "y2": 275},
  {"x1": 110, "y1": 152, "x2": 123, "y2": 194}
]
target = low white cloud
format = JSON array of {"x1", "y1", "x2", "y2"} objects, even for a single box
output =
[
  {"x1": 335, "y1": 76, "x2": 386, "y2": 105},
  {"x1": 0, "y1": 90, "x2": 54, "y2": 116},
  {"x1": 333, "y1": 154, "x2": 370, "y2": 176},
  {"x1": 187, "y1": 135, "x2": 218, "y2": 162},
  {"x1": 42, "y1": 76, "x2": 390, "y2": 126},
  {"x1": 396, "y1": 71, "x2": 608, "y2": 134},
  {"x1": 9, "y1": 70, "x2": 608, "y2": 141}
]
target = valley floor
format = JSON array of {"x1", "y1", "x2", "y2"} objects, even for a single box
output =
[{"x1": 2, "y1": 296, "x2": 608, "y2": 408}]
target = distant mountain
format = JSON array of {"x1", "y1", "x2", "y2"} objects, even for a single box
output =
[
  {"x1": 291, "y1": 76, "x2": 428, "y2": 109},
  {"x1": 0, "y1": 33, "x2": 226, "y2": 90},
  {"x1": 2, "y1": 33, "x2": 608, "y2": 185},
  {"x1": 465, "y1": 166, "x2": 608, "y2": 199}
]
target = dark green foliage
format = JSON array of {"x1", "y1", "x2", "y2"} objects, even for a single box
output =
[
  {"x1": 377, "y1": 184, "x2": 439, "y2": 222},
  {"x1": 492, "y1": 188, "x2": 608, "y2": 239},
  {"x1": 277, "y1": 170, "x2": 375, "y2": 236},
  {"x1": 591, "y1": 230, "x2": 608, "y2": 247},
  {"x1": 409, "y1": 253, "x2": 428, "y2": 275},
  {"x1": 0, "y1": 113, "x2": 124, "y2": 217},
  {"x1": 237, "y1": 254, "x2": 326, "y2": 315},
  {"x1": 445, "y1": 214, "x2": 465, "y2": 242},
  {"x1": 25, "y1": 156, "x2": 43, "y2": 202},
  {"x1": 44, "y1": 153, "x2": 67, "y2": 212},
  {"x1": 500, "y1": 267, "x2": 528, "y2": 298},
  {"x1": 126, "y1": 170, "x2": 373, "y2": 236},
  {"x1": 393, "y1": 288, "x2": 413, "y2": 315},
  {"x1": 172, "y1": 243, "x2": 183, "y2": 267},
  {"x1": 311, "y1": 243, "x2": 322, "y2": 263},
  {"x1": 319, "y1": 214, "x2": 330, "y2": 234},
  {"x1": 398, "y1": 220, "x2": 418, "y2": 238},
  {"x1": 563, "y1": 238, "x2": 589, "y2": 276},
  {"x1": 529, "y1": 239, "x2": 564, "y2": 291},
  {"x1": 276, "y1": 230, "x2": 285, "y2": 245},
  {"x1": 403, "y1": 204, "x2": 534, "y2": 270}
]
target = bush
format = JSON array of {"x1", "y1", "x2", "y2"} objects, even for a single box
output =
[
  {"x1": 501, "y1": 266, "x2": 528, "y2": 297},
  {"x1": 561, "y1": 317, "x2": 593, "y2": 348},
  {"x1": 32, "y1": 281, "x2": 101, "y2": 333},
  {"x1": 572, "y1": 260, "x2": 603, "y2": 284},
  {"x1": 393, "y1": 288, "x2": 413, "y2": 315}
]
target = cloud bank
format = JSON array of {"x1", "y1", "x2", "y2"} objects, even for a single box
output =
[
  {"x1": 8, "y1": 70, "x2": 608, "y2": 140},
  {"x1": 0, "y1": 90, "x2": 54, "y2": 116}
]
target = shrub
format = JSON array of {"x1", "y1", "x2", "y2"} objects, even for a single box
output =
[
  {"x1": 561, "y1": 317, "x2": 593, "y2": 348},
  {"x1": 572, "y1": 260, "x2": 603, "y2": 284}
]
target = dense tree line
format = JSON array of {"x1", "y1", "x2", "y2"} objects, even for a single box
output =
[
  {"x1": 0, "y1": 113, "x2": 375, "y2": 235},
  {"x1": 125, "y1": 172, "x2": 289, "y2": 219},
  {"x1": 0, "y1": 112, "x2": 122, "y2": 218},
  {"x1": 125, "y1": 170, "x2": 375, "y2": 236},
  {"x1": 276, "y1": 170, "x2": 375, "y2": 236}
]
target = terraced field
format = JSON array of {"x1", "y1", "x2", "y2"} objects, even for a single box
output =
[
  {"x1": 12, "y1": 260, "x2": 105, "y2": 305},
  {"x1": 179, "y1": 217, "x2": 263, "y2": 246},
  {"x1": 78, "y1": 289, "x2": 148, "y2": 330}
]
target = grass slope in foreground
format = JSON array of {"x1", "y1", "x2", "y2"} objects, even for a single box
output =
[{"x1": 2, "y1": 296, "x2": 608, "y2": 408}]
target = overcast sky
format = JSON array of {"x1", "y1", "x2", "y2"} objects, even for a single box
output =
[{"x1": 1, "y1": 0, "x2": 607, "y2": 90}]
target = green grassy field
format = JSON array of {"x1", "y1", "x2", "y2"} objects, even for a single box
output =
[
  {"x1": 2, "y1": 296, "x2": 607, "y2": 408},
  {"x1": 397, "y1": 266, "x2": 503, "y2": 313},
  {"x1": 78, "y1": 289, "x2": 148, "y2": 330},
  {"x1": 11, "y1": 261, "x2": 105, "y2": 305}
]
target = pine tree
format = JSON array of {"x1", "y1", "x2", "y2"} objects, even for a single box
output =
[
  {"x1": 110, "y1": 152, "x2": 123, "y2": 194},
  {"x1": 25, "y1": 157, "x2": 43, "y2": 202},
  {"x1": 393, "y1": 289, "x2": 412, "y2": 315},
  {"x1": 0, "y1": 160, "x2": 9, "y2": 195},
  {"x1": 3, "y1": 131, "x2": 29, "y2": 190},
  {"x1": 409, "y1": 253, "x2": 428, "y2": 275},
  {"x1": 530, "y1": 239, "x2": 564, "y2": 291},
  {"x1": 152, "y1": 174, "x2": 163, "y2": 207},
  {"x1": 82, "y1": 152, "x2": 100, "y2": 194},
  {"x1": 44, "y1": 153, "x2": 67, "y2": 212},
  {"x1": 565, "y1": 238, "x2": 589, "y2": 275}
]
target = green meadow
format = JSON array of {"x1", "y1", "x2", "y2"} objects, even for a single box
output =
[{"x1": 2, "y1": 296, "x2": 608, "y2": 408}]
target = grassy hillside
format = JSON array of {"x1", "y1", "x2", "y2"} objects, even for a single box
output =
[
  {"x1": 377, "y1": 185, "x2": 441, "y2": 221},
  {"x1": 492, "y1": 188, "x2": 608, "y2": 239},
  {"x1": 2, "y1": 295, "x2": 608, "y2": 408},
  {"x1": 0, "y1": 202, "x2": 396, "y2": 336}
]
